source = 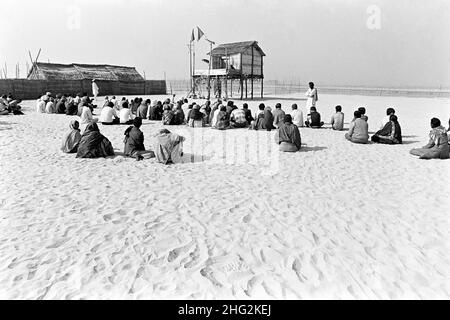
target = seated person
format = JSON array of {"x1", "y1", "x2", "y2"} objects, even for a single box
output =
[
  {"x1": 80, "y1": 102, "x2": 98, "y2": 124},
  {"x1": 154, "y1": 129, "x2": 185, "y2": 164},
  {"x1": 5, "y1": 95, "x2": 23, "y2": 115},
  {"x1": 56, "y1": 96, "x2": 67, "y2": 114},
  {"x1": 65, "y1": 95, "x2": 78, "y2": 116},
  {"x1": 379, "y1": 107, "x2": 395, "y2": 130},
  {"x1": 272, "y1": 103, "x2": 286, "y2": 128},
  {"x1": 137, "y1": 99, "x2": 150, "y2": 119},
  {"x1": 173, "y1": 102, "x2": 186, "y2": 125},
  {"x1": 100, "y1": 101, "x2": 120, "y2": 125},
  {"x1": 305, "y1": 107, "x2": 324, "y2": 128},
  {"x1": 61, "y1": 120, "x2": 82, "y2": 153},
  {"x1": 215, "y1": 106, "x2": 231, "y2": 130},
  {"x1": 358, "y1": 107, "x2": 368, "y2": 122},
  {"x1": 148, "y1": 100, "x2": 162, "y2": 120},
  {"x1": 0, "y1": 98, "x2": 9, "y2": 115},
  {"x1": 230, "y1": 107, "x2": 248, "y2": 128},
  {"x1": 119, "y1": 101, "x2": 134, "y2": 125},
  {"x1": 76, "y1": 122, "x2": 115, "y2": 158},
  {"x1": 410, "y1": 118, "x2": 449, "y2": 159},
  {"x1": 250, "y1": 105, "x2": 275, "y2": 131},
  {"x1": 124, "y1": 117, "x2": 152, "y2": 160},
  {"x1": 371, "y1": 115, "x2": 402, "y2": 144},
  {"x1": 345, "y1": 110, "x2": 369, "y2": 144},
  {"x1": 274, "y1": 114, "x2": 302, "y2": 152},
  {"x1": 290, "y1": 103, "x2": 303, "y2": 127},
  {"x1": 202, "y1": 100, "x2": 211, "y2": 124},
  {"x1": 187, "y1": 104, "x2": 204, "y2": 127},
  {"x1": 242, "y1": 103, "x2": 254, "y2": 124},
  {"x1": 162, "y1": 104, "x2": 175, "y2": 125},
  {"x1": 330, "y1": 105, "x2": 344, "y2": 130},
  {"x1": 45, "y1": 98, "x2": 56, "y2": 114},
  {"x1": 36, "y1": 97, "x2": 47, "y2": 113}
]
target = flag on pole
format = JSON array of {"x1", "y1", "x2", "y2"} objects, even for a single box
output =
[
  {"x1": 190, "y1": 29, "x2": 195, "y2": 42},
  {"x1": 197, "y1": 27, "x2": 205, "y2": 41}
]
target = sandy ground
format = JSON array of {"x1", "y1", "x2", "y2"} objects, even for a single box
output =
[{"x1": 0, "y1": 93, "x2": 449, "y2": 299}]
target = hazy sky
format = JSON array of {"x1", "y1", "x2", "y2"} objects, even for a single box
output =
[{"x1": 1, "y1": 0, "x2": 449, "y2": 88}]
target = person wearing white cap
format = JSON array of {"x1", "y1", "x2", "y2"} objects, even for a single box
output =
[{"x1": 92, "y1": 79, "x2": 99, "y2": 101}]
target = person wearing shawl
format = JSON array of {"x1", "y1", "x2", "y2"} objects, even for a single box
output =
[
  {"x1": 345, "y1": 110, "x2": 369, "y2": 144},
  {"x1": 242, "y1": 103, "x2": 254, "y2": 124},
  {"x1": 209, "y1": 101, "x2": 222, "y2": 128},
  {"x1": 275, "y1": 114, "x2": 302, "y2": 152},
  {"x1": 154, "y1": 129, "x2": 185, "y2": 164},
  {"x1": 260, "y1": 106, "x2": 275, "y2": 131},
  {"x1": 162, "y1": 104, "x2": 175, "y2": 125},
  {"x1": 202, "y1": 100, "x2": 212, "y2": 124},
  {"x1": 215, "y1": 106, "x2": 230, "y2": 130},
  {"x1": 36, "y1": 97, "x2": 46, "y2": 113},
  {"x1": 379, "y1": 107, "x2": 395, "y2": 130},
  {"x1": 61, "y1": 120, "x2": 82, "y2": 153},
  {"x1": 371, "y1": 115, "x2": 402, "y2": 144},
  {"x1": 230, "y1": 107, "x2": 248, "y2": 128},
  {"x1": 173, "y1": 101, "x2": 185, "y2": 125},
  {"x1": 148, "y1": 100, "x2": 162, "y2": 120},
  {"x1": 76, "y1": 122, "x2": 115, "y2": 158},
  {"x1": 137, "y1": 99, "x2": 150, "y2": 119},
  {"x1": 188, "y1": 104, "x2": 204, "y2": 127},
  {"x1": 45, "y1": 98, "x2": 56, "y2": 114},
  {"x1": 65, "y1": 95, "x2": 78, "y2": 116},
  {"x1": 123, "y1": 117, "x2": 146, "y2": 160},
  {"x1": 410, "y1": 118, "x2": 449, "y2": 159},
  {"x1": 56, "y1": 96, "x2": 67, "y2": 114}
]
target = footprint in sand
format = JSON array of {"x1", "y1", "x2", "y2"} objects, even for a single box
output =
[
  {"x1": 168, "y1": 241, "x2": 194, "y2": 262},
  {"x1": 243, "y1": 214, "x2": 252, "y2": 223}
]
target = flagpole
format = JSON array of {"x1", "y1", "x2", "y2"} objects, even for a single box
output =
[
  {"x1": 188, "y1": 43, "x2": 192, "y2": 96},
  {"x1": 192, "y1": 41, "x2": 196, "y2": 98}
]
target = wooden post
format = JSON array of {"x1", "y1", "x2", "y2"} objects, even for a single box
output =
[
  {"x1": 240, "y1": 78, "x2": 243, "y2": 100},
  {"x1": 245, "y1": 78, "x2": 248, "y2": 99},
  {"x1": 225, "y1": 76, "x2": 228, "y2": 100},
  {"x1": 251, "y1": 45, "x2": 254, "y2": 99},
  {"x1": 230, "y1": 79, "x2": 233, "y2": 98},
  {"x1": 207, "y1": 41, "x2": 212, "y2": 100}
]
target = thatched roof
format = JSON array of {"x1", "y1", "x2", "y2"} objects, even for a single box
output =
[
  {"x1": 27, "y1": 63, "x2": 144, "y2": 81},
  {"x1": 208, "y1": 41, "x2": 266, "y2": 57}
]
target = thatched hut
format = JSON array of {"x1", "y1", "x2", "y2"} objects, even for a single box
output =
[{"x1": 27, "y1": 62, "x2": 144, "y2": 81}]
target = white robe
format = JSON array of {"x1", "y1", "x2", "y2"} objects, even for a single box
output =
[
  {"x1": 92, "y1": 82, "x2": 99, "y2": 97},
  {"x1": 305, "y1": 88, "x2": 317, "y2": 109}
]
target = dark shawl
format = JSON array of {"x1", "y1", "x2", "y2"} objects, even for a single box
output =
[
  {"x1": 56, "y1": 101, "x2": 66, "y2": 114},
  {"x1": 309, "y1": 111, "x2": 322, "y2": 127},
  {"x1": 375, "y1": 120, "x2": 402, "y2": 144},
  {"x1": 162, "y1": 110, "x2": 175, "y2": 125},
  {"x1": 189, "y1": 108, "x2": 204, "y2": 121},
  {"x1": 173, "y1": 108, "x2": 185, "y2": 125},
  {"x1": 216, "y1": 111, "x2": 230, "y2": 130},
  {"x1": 148, "y1": 106, "x2": 160, "y2": 120},
  {"x1": 76, "y1": 123, "x2": 115, "y2": 158},
  {"x1": 261, "y1": 108, "x2": 275, "y2": 130},
  {"x1": 123, "y1": 126, "x2": 145, "y2": 156},
  {"x1": 276, "y1": 122, "x2": 302, "y2": 150},
  {"x1": 244, "y1": 109, "x2": 254, "y2": 124}
]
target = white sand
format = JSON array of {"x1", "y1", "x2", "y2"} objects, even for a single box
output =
[{"x1": 0, "y1": 93, "x2": 449, "y2": 299}]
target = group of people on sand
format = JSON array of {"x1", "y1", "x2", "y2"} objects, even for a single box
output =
[
  {"x1": 20, "y1": 80, "x2": 450, "y2": 162},
  {"x1": 0, "y1": 94, "x2": 24, "y2": 115},
  {"x1": 61, "y1": 117, "x2": 184, "y2": 163}
]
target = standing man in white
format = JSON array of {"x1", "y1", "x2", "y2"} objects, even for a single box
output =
[
  {"x1": 92, "y1": 79, "x2": 99, "y2": 101},
  {"x1": 305, "y1": 81, "x2": 318, "y2": 109}
]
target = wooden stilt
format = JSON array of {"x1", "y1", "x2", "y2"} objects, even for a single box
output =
[
  {"x1": 251, "y1": 46, "x2": 254, "y2": 99},
  {"x1": 245, "y1": 78, "x2": 248, "y2": 99},
  {"x1": 240, "y1": 78, "x2": 243, "y2": 100}
]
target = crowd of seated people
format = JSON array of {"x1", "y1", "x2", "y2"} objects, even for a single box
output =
[
  {"x1": 6, "y1": 88, "x2": 446, "y2": 160},
  {"x1": 0, "y1": 94, "x2": 24, "y2": 115}
]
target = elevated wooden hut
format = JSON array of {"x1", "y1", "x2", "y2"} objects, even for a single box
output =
[{"x1": 193, "y1": 41, "x2": 265, "y2": 100}]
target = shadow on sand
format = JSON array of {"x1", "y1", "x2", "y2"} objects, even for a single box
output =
[{"x1": 300, "y1": 146, "x2": 327, "y2": 152}]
